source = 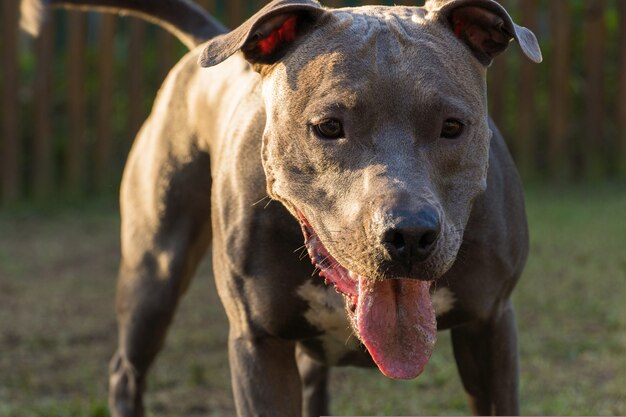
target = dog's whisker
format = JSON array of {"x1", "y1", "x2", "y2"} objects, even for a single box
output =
[
  {"x1": 251, "y1": 195, "x2": 271, "y2": 207},
  {"x1": 293, "y1": 244, "x2": 307, "y2": 254}
]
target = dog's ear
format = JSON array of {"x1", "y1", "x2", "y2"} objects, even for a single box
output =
[
  {"x1": 199, "y1": 0, "x2": 325, "y2": 68},
  {"x1": 425, "y1": 0, "x2": 542, "y2": 66}
]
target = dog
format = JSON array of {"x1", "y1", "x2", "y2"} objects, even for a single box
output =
[{"x1": 22, "y1": 0, "x2": 541, "y2": 415}]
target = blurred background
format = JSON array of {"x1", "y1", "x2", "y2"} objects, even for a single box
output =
[
  {"x1": 0, "y1": 1, "x2": 625, "y2": 416},
  {"x1": 1, "y1": 0, "x2": 626, "y2": 202}
]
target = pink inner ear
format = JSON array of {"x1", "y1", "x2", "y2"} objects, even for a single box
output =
[
  {"x1": 453, "y1": 16, "x2": 466, "y2": 38},
  {"x1": 257, "y1": 16, "x2": 299, "y2": 56}
]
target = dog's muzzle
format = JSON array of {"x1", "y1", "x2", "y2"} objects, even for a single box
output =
[{"x1": 297, "y1": 210, "x2": 437, "y2": 380}]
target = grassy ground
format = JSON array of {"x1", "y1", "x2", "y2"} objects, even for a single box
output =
[{"x1": 0, "y1": 182, "x2": 624, "y2": 416}]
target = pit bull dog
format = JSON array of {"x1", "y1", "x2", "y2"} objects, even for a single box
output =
[{"x1": 21, "y1": 0, "x2": 541, "y2": 415}]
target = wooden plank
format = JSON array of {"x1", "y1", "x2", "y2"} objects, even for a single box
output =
[
  {"x1": 227, "y1": 0, "x2": 245, "y2": 27},
  {"x1": 157, "y1": 27, "x2": 177, "y2": 84},
  {"x1": 33, "y1": 11, "x2": 55, "y2": 200},
  {"x1": 488, "y1": 56, "x2": 508, "y2": 136},
  {"x1": 1, "y1": 0, "x2": 21, "y2": 203},
  {"x1": 323, "y1": 0, "x2": 344, "y2": 8},
  {"x1": 252, "y1": 0, "x2": 266, "y2": 21},
  {"x1": 254, "y1": 0, "x2": 267, "y2": 13},
  {"x1": 203, "y1": 0, "x2": 217, "y2": 15},
  {"x1": 128, "y1": 17, "x2": 146, "y2": 141},
  {"x1": 548, "y1": 0, "x2": 571, "y2": 179},
  {"x1": 195, "y1": 0, "x2": 215, "y2": 15},
  {"x1": 95, "y1": 14, "x2": 116, "y2": 191},
  {"x1": 581, "y1": 0, "x2": 606, "y2": 178},
  {"x1": 515, "y1": 0, "x2": 538, "y2": 178},
  {"x1": 66, "y1": 11, "x2": 87, "y2": 194},
  {"x1": 193, "y1": 0, "x2": 216, "y2": 27},
  {"x1": 618, "y1": 1, "x2": 626, "y2": 176}
]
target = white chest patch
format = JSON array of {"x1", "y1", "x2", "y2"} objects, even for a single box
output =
[
  {"x1": 297, "y1": 281, "x2": 360, "y2": 364},
  {"x1": 432, "y1": 287, "x2": 456, "y2": 316}
]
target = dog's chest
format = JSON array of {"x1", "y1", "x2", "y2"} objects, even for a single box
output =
[
  {"x1": 296, "y1": 280, "x2": 458, "y2": 366},
  {"x1": 296, "y1": 281, "x2": 361, "y2": 364}
]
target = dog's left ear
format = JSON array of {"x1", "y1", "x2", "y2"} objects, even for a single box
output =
[
  {"x1": 425, "y1": 0, "x2": 542, "y2": 66},
  {"x1": 199, "y1": 0, "x2": 326, "y2": 68}
]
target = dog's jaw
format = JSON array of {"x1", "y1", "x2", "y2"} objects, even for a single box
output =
[
  {"x1": 298, "y1": 211, "x2": 437, "y2": 380},
  {"x1": 299, "y1": 212, "x2": 359, "y2": 314}
]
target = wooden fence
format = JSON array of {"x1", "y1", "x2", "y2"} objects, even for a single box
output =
[{"x1": 1, "y1": 0, "x2": 626, "y2": 204}]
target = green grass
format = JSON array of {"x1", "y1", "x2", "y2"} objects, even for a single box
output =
[
  {"x1": 0, "y1": 182, "x2": 624, "y2": 416},
  {"x1": 516, "y1": 182, "x2": 626, "y2": 415}
]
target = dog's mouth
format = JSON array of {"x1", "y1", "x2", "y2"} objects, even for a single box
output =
[{"x1": 297, "y1": 211, "x2": 436, "y2": 380}]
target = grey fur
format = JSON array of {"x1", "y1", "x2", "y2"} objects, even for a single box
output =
[{"x1": 22, "y1": 0, "x2": 541, "y2": 415}]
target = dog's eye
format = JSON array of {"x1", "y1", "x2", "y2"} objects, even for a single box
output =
[
  {"x1": 440, "y1": 119, "x2": 464, "y2": 139},
  {"x1": 313, "y1": 119, "x2": 344, "y2": 140}
]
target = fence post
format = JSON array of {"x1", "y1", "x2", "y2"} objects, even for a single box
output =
[
  {"x1": 95, "y1": 14, "x2": 117, "y2": 192},
  {"x1": 197, "y1": 0, "x2": 217, "y2": 20},
  {"x1": 548, "y1": 0, "x2": 570, "y2": 179},
  {"x1": 582, "y1": 0, "x2": 606, "y2": 179},
  {"x1": 618, "y1": 1, "x2": 626, "y2": 176},
  {"x1": 1, "y1": 0, "x2": 21, "y2": 203},
  {"x1": 488, "y1": 56, "x2": 508, "y2": 137},
  {"x1": 467, "y1": 0, "x2": 509, "y2": 144},
  {"x1": 228, "y1": 0, "x2": 245, "y2": 28},
  {"x1": 516, "y1": 0, "x2": 538, "y2": 179},
  {"x1": 204, "y1": 0, "x2": 217, "y2": 15},
  {"x1": 157, "y1": 28, "x2": 177, "y2": 84},
  {"x1": 128, "y1": 18, "x2": 146, "y2": 141},
  {"x1": 322, "y1": 0, "x2": 343, "y2": 8},
  {"x1": 33, "y1": 12, "x2": 55, "y2": 200},
  {"x1": 67, "y1": 11, "x2": 87, "y2": 195}
]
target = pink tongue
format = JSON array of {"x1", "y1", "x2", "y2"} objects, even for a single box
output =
[{"x1": 357, "y1": 277, "x2": 437, "y2": 379}]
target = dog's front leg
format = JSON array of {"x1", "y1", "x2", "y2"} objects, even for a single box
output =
[
  {"x1": 228, "y1": 329, "x2": 302, "y2": 417},
  {"x1": 297, "y1": 344, "x2": 330, "y2": 417},
  {"x1": 451, "y1": 301, "x2": 520, "y2": 416},
  {"x1": 109, "y1": 129, "x2": 213, "y2": 416}
]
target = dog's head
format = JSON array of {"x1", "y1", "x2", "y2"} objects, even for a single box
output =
[{"x1": 200, "y1": 0, "x2": 540, "y2": 379}]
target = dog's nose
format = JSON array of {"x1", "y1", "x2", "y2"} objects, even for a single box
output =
[{"x1": 382, "y1": 207, "x2": 441, "y2": 265}]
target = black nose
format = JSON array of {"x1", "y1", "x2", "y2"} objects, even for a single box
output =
[{"x1": 382, "y1": 207, "x2": 441, "y2": 265}]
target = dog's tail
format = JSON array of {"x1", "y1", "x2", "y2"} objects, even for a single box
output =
[{"x1": 20, "y1": 0, "x2": 228, "y2": 49}]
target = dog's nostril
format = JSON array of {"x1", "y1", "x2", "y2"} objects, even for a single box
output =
[
  {"x1": 383, "y1": 229, "x2": 407, "y2": 253},
  {"x1": 418, "y1": 230, "x2": 438, "y2": 251},
  {"x1": 390, "y1": 231, "x2": 406, "y2": 251}
]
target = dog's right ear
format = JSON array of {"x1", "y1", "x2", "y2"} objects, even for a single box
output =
[
  {"x1": 425, "y1": 0, "x2": 542, "y2": 66},
  {"x1": 198, "y1": 0, "x2": 325, "y2": 68}
]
